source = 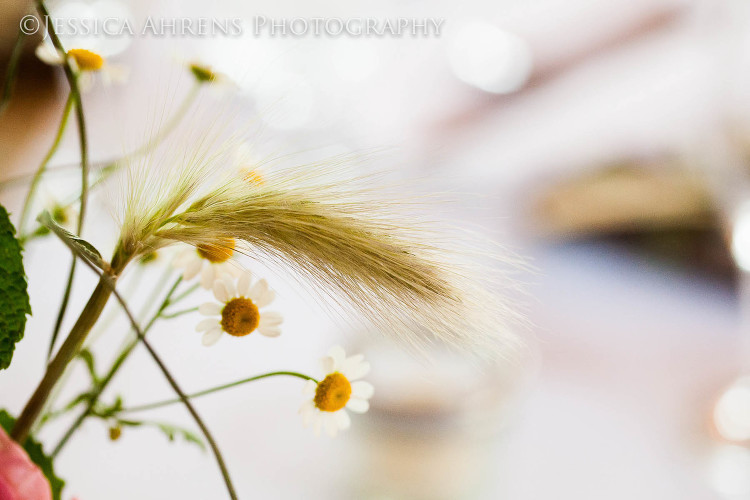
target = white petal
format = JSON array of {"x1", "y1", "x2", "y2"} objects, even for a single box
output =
[
  {"x1": 77, "y1": 72, "x2": 94, "y2": 93},
  {"x1": 35, "y1": 43, "x2": 63, "y2": 65},
  {"x1": 342, "y1": 359, "x2": 370, "y2": 381},
  {"x1": 299, "y1": 401, "x2": 316, "y2": 427},
  {"x1": 259, "y1": 311, "x2": 283, "y2": 327},
  {"x1": 200, "y1": 263, "x2": 216, "y2": 290},
  {"x1": 172, "y1": 249, "x2": 192, "y2": 267},
  {"x1": 222, "y1": 275, "x2": 237, "y2": 298},
  {"x1": 183, "y1": 257, "x2": 202, "y2": 280},
  {"x1": 237, "y1": 272, "x2": 252, "y2": 297},
  {"x1": 100, "y1": 66, "x2": 113, "y2": 86},
  {"x1": 327, "y1": 346, "x2": 346, "y2": 372},
  {"x1": 346, "y1": 398, "x2": 370, "y2": 414},
  {"x1": 255, "y1": 288, "x2": 275, "y2": 308},
  {"x1": 196, "y1": 318, "x2": 219, "y2": 332},
  {"x1": 220, "y1": 262, "x2": 242, "y2": 277},
  {"x1": 340, "y1": 354, "x2": 364, "y2": 378},
  {"x1": 199, "y1": 302, "x2": 222, "y2": 316},
  {"x1": 202, "y1": 329, "x2": 223, "y2": 346},
  {"x1": 303, "y1": 380, "x2": 317, "y2": 396},
  {"x1": 258, "y1": 325, "x2": 281, "y2": 338},
  {"x1": 213, "y1": 280, "x2": 228, "y2": 302},
  {"x1": 334, "y1": 409, "x2": 351, "y2": 431},
  {"x1": 351, "y1": 381, "x2": 374, "y2": 400},
  {"x1": 248, "y1": 279, "x2": 269, "y2": 303},
  {"x1": 320, "y1": 356, "x2": 335, "y2": 374},
  {"x1": 104, "y1": 63, "x2": 129, "y2": 84},
  {"x1": 323, "y1": 414, "x2": 338, "y2": 437}
]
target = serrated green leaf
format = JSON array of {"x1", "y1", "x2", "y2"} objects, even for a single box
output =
[
  {"x1": 0, "y1": 410, "x2": 65, "y2": 500},
  {"x1": 37, "y1": 210, "x2": 105, "y2": 272},
  {"x1": 0, "y1": 205, "x2": 30, "y2": 370}
]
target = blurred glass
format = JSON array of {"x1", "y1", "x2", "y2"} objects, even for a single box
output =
[{"x1": 346, "y1": 340, "x2": 530, "y2": 500}]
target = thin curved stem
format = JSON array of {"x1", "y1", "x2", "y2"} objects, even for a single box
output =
[
  {"x1": 86, "y1": 264, "x2": 238, "y2": 500},
  {"x1": 51, "y1": 276, "x2": 184, "y2": 456},
  {"x1": 10, "y1": 249, "x2": 130, "y2": 444},
  {"x1": 36, "y1": 0, "x2": 91, "y2": 364},
  {"x1": 0, "y1": 81, "x2": 199, "y2": 194},
  {"x1": 123, "y1": 371, "x2": 319, "y2": 413},
  {"x1": 48, "y1": 261, "x2": 77, "y2": 362},
  {"x1": 0, "y1": 161, "x2": 105, "y2": 193},
  {"x1": 159, "y1": 305, "x2": 198, "y2": 319},
  {"x1": 0, "y1": 27, "x2": 26, "y2": 116},
  {"x1": 18, "y1": 93, "x2": 74, "y2": 237}
]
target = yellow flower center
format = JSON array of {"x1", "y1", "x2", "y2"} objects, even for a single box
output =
[
  {"x1": 241, "y1": 168, "x2": 263, "y2": 185},
  {"x1": 314, "y1": 373, "x2": 352, "y2": 412},
  {"x1": 67, "y1": 49, "x2": 104, "y2": 71},
  {"x1": 220, "y1": 297, "x2": 260, "y2": 337},
  {"x1": 196, "y1": 238, "x2": 235, "y2": 263}
]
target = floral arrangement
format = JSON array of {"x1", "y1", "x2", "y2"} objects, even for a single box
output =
[{"x1": 0, "y1": 3, "x2": 521, "y2": 499}]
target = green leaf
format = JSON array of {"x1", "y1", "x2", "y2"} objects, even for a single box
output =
[
  {"x1": 91, "y1": 396, "x2": 123, "y2": 419},
  {"x1": 77, "y1": 348, "x2": 99, "y2": 384},
  {"x1": 153, "y1": 422, "x2": 206, "y2": 452},
  {"x1": 105, "y1": 417, "x2": 206, "y2": 451},
  {"x1": 0, "y1": 410, "x2": 65, "y2": 500},
  {"x1": 0, "y1": 204, "x2": 30, "y2": 370},
  {"x1": 37, "y1": 210, "x2": 106, "y2": 272}
]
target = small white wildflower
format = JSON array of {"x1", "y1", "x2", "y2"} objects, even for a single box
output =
[
  {"x1": 196, "y1": 272, "x2": 282, "y2": 346},
  {"x1": 172, "y1": 239, "x2": 240, "y2": 289},
  {"x1": 36, "y1": 44, "x2": 128, "y2": 92},
  {"x1": 299, "y1": 346, "x2": 374, "y2": 437}
]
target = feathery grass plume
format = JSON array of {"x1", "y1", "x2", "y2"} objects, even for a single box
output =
[{"x1": 117, "y1": 146, "x2": 524, "y2": 357}]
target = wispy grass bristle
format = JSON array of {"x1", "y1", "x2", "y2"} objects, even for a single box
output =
[{"x1": 117, "y1": 146, "x2": 525, "y2": 358}]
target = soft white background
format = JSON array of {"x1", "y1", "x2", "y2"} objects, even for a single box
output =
[{"x1": 2, "y1": 0, "x2": 750, "y2": 498}]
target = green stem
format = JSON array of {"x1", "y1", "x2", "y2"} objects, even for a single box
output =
[
  {"x1": 47, "y1": 260, "x2": 77, "y2": 361},
  {"x1": 36, "y1": 0, "x2": 91, "y2": 364},
  {"x1": 0, "y1": 27, "x2": 26, "y2": 116},
  {"x1": 0, "y1": 71, "x2": 202, "y2": 195},
  {"x1": 10, "y1": 249, "x2": 130, "y2": 444},
  {"x1": 123, "y1": 371, "x2": 319, "y2": 413},
  {"x1": 169, "y1": 282, "x2": 200, "y2": 304},
  {"x1": 159, "y1": 306, "x2": 198, "y2": 319},
  {"x1": 51, "y1": 276, "x2": 184, "y2": 457},
  {"x1": 78, "y1": 260, "x2": 238, "y2": 500},
  {"x1": 18, "y1": 94, "x2": 74, "y2": 236}
]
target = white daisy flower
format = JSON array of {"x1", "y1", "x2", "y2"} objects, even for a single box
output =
[
  {"x1": 173, "y1": 239, "x2": 240, "y2": 289},
  {"x1": 196, "y1": 272, "x2": 282, "y2": 346},
  {"x1": 299, "y1": 346, "x2": 374, "y2": 437},
  {"x1": 35, "y1": 44, "x2": 128, "y2": 92}
]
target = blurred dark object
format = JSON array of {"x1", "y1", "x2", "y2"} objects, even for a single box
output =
[
  {"x1": 0, "y1": 1, "x2": 36, "y2": 60},
  {"x1": 532, "y1": 160, "x2": 736, "y2": 284}
]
